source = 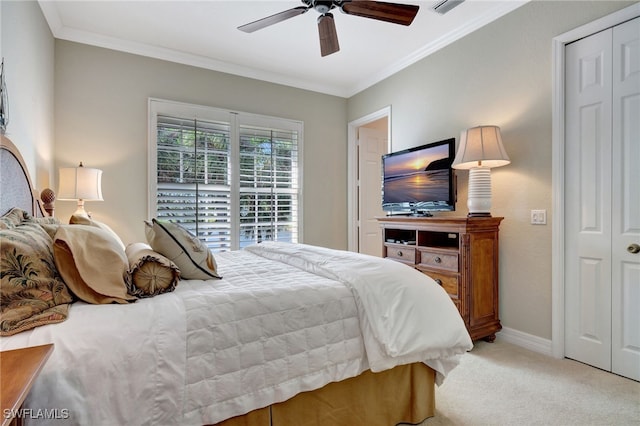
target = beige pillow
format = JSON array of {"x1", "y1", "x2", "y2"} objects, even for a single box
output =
[
  {"x1": 53, "y1": 225, "x2": 135, "y2": 304},
  {"x1": 145, "y1": 219, "x2": 221, "y2": 280},
  {"x1": 126, "y1": 242, "x2": 180, "y2": 297},
  {"x1": 69, "y1": 214, "x2": 125, "y2": 250}
]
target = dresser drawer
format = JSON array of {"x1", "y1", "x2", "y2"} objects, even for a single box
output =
[
  {"x1": 424, "y1": 271, "x2": 459, "y2": 298},
  {"x1": 385, "y1": 244, "x2": 416, "y2": 264},
  {"x1": 418, "y1": 249, "x2": 458, "y2": 272}
]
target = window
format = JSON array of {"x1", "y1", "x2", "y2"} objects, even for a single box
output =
[{"x1": 149, "y1": 99, "x2": 302, "y2": 252}]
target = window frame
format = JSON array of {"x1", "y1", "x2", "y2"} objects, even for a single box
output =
[{"x1": 148, "y1": 98, "x2": 304, "y2": 251}]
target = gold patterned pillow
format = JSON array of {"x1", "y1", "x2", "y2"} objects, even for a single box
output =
[
  {"x1": 125, "y1": 243, "x2": 180, "y2": 297},
  {"x1": 0, "y1": 207, "x2": 31, "y2": 229},
  {"x1": 0, "y1": 209, "x2": 73, "y2": 336},
  {"x1": 0, "y1": 208, "x2": 60, "y2": 229}
]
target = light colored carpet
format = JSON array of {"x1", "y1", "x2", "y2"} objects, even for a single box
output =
[{"x1": 418, "y1": 338, "x2": 639, "y2": 426}]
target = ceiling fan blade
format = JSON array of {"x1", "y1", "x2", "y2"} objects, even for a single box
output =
[
  {"x1": 238, "y1": 6, "x2": 310, "y2": 33},
  {"x1": 318, "y1": 13, "x2": 340, "y2": 57},
  {"x1": 341, "y1": 1, "x2": 419, "y2": 26}
]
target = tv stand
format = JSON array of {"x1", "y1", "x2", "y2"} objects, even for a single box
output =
[
  {"x1": 377, "y1": 216, "x2": 503, "y2": 341},
  {"x1": 410, "y1": 211, "x2": 432, "y2": 217},
  {"x1": 386, "y1": 210, "x2": 433, "y2": 217}
]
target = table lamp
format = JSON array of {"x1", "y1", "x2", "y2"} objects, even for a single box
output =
[
  {"x1": 58, "y1": 162, "x2": 103, "y2": 217},
  {"x1": 452, "y1": 125, "x2": 510, "y2": 217}
]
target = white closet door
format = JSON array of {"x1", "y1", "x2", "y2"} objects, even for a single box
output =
[
  {"x1": 565, "y1": 28, "x2": 613, "y2": 372},
  {"x1": 611, "y1": 17, "x2": 640, "y2": 382},
  {"x1": 565, "y1": 17, "x2": 640, "y2": 381}
]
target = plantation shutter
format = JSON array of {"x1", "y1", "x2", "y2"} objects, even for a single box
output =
[
  {"x1": 238, "y1": 125, "x2": 299, "y2": 249},
  {"x1": 151, "y1": 100, "x2": 302, "y2": 252},
  {"x1": 156, "y1": 115, "x2": 232, "y2": 252}
]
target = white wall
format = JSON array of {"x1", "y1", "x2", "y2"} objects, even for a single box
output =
[
  {"x1": 1, "y1": 0, "x2": 55, "y2": 191},
  {"x1": 54, "y1": 41, "x2": 348, "y2": 248},
  {"x1": 347, "y1": 0, "x2": 636, "y2": 341}
]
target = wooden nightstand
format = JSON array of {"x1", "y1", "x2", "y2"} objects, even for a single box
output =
[{"x1": 1, "y1": 344, "x2": 54, "y2": 426}]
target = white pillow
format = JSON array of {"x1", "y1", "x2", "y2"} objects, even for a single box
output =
[{"x1": 144, "y1": 219, "x2": 221, "y2": 280}]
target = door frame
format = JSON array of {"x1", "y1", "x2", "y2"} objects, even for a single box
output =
[
  {"x1": 551, "y1": 3, "x2": 640, "y2": 359},
  {"x1": 347, "y1": 106, "x2": 392, "y2": 252}
]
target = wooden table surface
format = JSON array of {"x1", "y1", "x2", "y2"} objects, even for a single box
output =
[{"x1": 0, "y1": 344, "x2": 54, "y2": 426}]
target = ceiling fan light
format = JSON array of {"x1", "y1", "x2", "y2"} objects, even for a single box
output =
[{"x1": 313, "y1": 0, "x2": 333, "y2": 14}]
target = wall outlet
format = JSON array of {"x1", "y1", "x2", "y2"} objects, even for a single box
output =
[{"x1": 531, "y1": 209, "x2": 547, "y2": 225}]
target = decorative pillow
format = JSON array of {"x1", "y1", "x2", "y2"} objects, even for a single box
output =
[
  {"x1": 0, "y1": 207, "x2": 32, "y2": 229},
  {"x1": 125, "y1": 242, "x2": 180, "y2": 297},
  {"x1": 69, "y1": 214, "x2": 125, "y2": 250},
  {"x1": 53, "y1": 225, "x2": 135, "y2": 304},
  {"x1": 0, "y1": 208, "x2": 60, "y2": 229},
  {"x1": 33, "y1": 216, "x2": 61, "y2": 226},
  {"x1": 0, "y1": 210, "x2": 73, "y2": 336},
  {"x1": 144, "y1": 218, "x2": 221, "y2": 280}
]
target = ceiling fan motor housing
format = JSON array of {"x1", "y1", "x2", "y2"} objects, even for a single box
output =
[{"x1": 309, "y1": 0, "x2": 338, "y2": 14}]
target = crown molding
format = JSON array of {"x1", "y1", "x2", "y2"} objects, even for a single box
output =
[{"x1": 39, "y1": 0, "x2": 529, "y2": 99}]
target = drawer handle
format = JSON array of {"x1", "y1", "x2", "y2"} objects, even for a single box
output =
[
  {"x1": 397, "y1": 251, "x2": 403, "y2": 257},
  {"x1": 434, "y1": 256, "x2": 442, "y2": 264},
  {"x1": 435, "y1": 279, "x2": 443, "y2": 286}
]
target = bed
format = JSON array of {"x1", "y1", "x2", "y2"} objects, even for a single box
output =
[{"x1": 0, "y1": 134, "x2": 473, "y2": 426}]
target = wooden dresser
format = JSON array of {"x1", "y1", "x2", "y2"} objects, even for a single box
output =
[{"x1": 377, "y1": 216, "x2": 503, "y2": 341}]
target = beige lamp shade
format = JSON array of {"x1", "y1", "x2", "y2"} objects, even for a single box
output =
[
  {"x1": 452, "y1": 125, "x2": 510, "y2": 170},
  {"x1": 58, "y1": 163, "x2": 103, "y2": 216}
]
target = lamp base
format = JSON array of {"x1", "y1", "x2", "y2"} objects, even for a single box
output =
[
  {"x1": 467, "y1": 212, "x2": 492, "y2": 218},
  {"x1": 72, "y1": 199, "x2": 90, "y2": 218},
  {"x1": 467, "y1": 167, "x2": 493, "y2": 216}
]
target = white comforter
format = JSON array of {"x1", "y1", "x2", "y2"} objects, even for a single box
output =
[{"x1": 0, "y1": 242, "x2": 472, "y2": 426}]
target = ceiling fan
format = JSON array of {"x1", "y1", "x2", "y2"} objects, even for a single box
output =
[{"x1": 237, "y1": 0, "x2": 420, "y2": 57}]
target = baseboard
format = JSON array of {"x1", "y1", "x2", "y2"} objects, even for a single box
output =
[{"x1": 496, "y1": 327, "x2": 553, "y2": 357}]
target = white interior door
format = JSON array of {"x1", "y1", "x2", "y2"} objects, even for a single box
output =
[
  {"x1": 611, "y1": 17, "x2": 640, "y2": 381},
  {"x1": 565, "y1": 28, "x2": 613, "y2": 372},
  {"x1": 565, "y1": 17, "x2": 640, "y2": 381},
  {"x1": 357, "y1": 126, "x2": 387, "y2": 257}
]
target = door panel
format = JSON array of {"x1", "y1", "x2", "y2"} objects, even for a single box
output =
[
  {"x1": 611, "y1": 17, "x2": 640, "y2": 381},
  {"x1": 357, "y1": 127, "x2": 387, "y2": 257},
  {"x1": 565, "y1": 28, "x2": 613, "y2": 371}
]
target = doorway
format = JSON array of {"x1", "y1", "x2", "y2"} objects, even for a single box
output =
[
  {"x1": 347, "y1": 107, "x2": 391, "y2": 255},
  {"x1": 552, "y1": 5, "x2": 640, "y2": 381}
]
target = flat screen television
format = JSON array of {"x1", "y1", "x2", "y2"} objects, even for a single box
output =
[{"x1": 382, "y1": 138, "x2": 456, "y2": 216}]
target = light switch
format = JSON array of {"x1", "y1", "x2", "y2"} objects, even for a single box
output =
[{"x1": 531, "y1": 209, "x2": 547, "y2": 225}]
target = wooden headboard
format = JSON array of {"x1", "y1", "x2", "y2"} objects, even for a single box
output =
[{"x1": 0, "y1": 135, "x2": 48, "y2": 217}]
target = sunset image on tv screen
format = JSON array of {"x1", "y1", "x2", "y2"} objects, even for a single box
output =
[{"x1": 383, "y1": 144, "x2": 450, "y2": 204}]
